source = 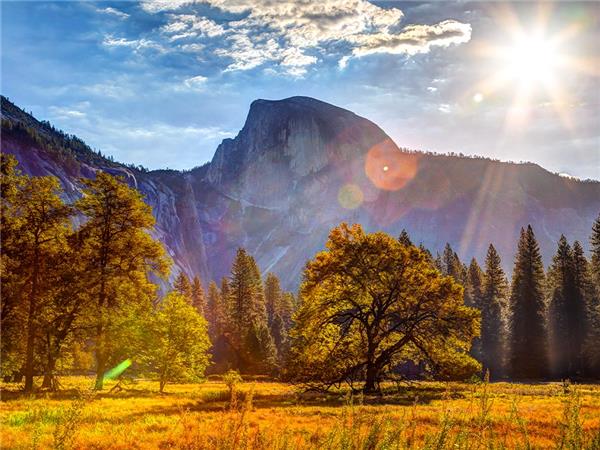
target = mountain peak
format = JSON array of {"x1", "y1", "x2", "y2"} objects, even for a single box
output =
[{"x1": 206, "y1": 96, "x2": 392, "y2": 202}]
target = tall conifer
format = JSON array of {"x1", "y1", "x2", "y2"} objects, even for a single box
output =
[
  {"x1": 508, "y1": 226, "x2": 548, "y2": 379},
  {"x1": 481, "y1": 244, "x2": 508, "y2": 378}
]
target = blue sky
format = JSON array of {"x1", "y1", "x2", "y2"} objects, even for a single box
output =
[{"x1": 2, "y1": 1, "x2": 599, "y2": 179}]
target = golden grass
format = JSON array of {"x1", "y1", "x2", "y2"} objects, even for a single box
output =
[{"x1": 1, "y1": 377, "x2": 599, "y2": 449}]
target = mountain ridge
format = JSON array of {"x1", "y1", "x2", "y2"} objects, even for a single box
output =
[{"x1": 2, "y1": 95, "x2": 599, "y2": 289}]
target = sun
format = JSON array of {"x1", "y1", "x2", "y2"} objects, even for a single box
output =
[
  {"x1": 471, "y1": 4, "x2": 595, "y2": 131},
  {"x1": 504, "y1": 34, "x2": 558, "y2": 85}
]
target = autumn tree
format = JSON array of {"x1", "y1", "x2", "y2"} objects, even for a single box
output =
[
  {"x1": 76, "y1": 172, "x2": 170, "y2": 389},
  {"x1": 289, "y1": 224, "x2": 480, "y2": 393},
  {"x1": 10, "y1": 172, "x2": 73, "y2": 392},
  {"x1": 141, "y1": 293, "x2": 210, "y2": 392},
  {"x1": 0, "y1": 154, "x2": 27, "y2": 380},
  {"x1": 481, "y1": 244, "x2": 508, "y2": 378},
  {"x1": 508, "y1": 226, "x2": 548, "y2": 379}
]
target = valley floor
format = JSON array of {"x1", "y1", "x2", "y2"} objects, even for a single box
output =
[{"x1": 1, "y1": 377, "x2": 599, "y2": 449}]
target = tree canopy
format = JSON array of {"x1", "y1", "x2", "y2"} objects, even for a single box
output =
[{"x1": 288, "y1": 223, "x2": 480, "y2": 393}]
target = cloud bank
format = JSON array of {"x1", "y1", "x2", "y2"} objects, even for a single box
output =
[{"x1": 132, "y1": 0, "x2": 471, "y2": 76}]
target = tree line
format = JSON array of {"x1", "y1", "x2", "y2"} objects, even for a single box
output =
[
  {"x1": 428, "y1": 224, "x2": 600, "y2": 381},
  {"x1": 2, "y1": 154, "x2": 599, "y2": 394}
]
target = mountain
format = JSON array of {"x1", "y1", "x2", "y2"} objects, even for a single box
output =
[{"x1": 2, "y1": 95, "x2": 599, "y2": 290}]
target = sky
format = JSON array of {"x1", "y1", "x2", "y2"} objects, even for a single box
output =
[{"x1": 2, "y1": 0, "x2": 599, "y2": 179}]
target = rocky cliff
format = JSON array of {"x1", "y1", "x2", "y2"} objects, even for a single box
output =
[{"x1": 2, "y1": 95, "x2": 599, "y2": 289}]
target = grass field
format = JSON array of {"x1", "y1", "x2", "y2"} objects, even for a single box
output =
[{"x1": 1, "y1": 377, "x2": 599, "y2": 449}]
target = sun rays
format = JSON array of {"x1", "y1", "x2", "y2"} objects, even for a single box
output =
[{"x1": 472, "y1": 3, "x2": 598, "y2": 132}]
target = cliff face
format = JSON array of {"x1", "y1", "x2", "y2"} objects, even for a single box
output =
[{"x1": 2, "y1": 95, "x2": 599, "y2": 289}]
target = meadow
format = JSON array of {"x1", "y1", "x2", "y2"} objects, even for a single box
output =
[{"x1": 1, "y1": 377, "x2": 599, "y2": 449}]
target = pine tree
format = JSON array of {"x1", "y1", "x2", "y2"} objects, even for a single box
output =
[
  {"x1": 264, "y1": 272, "x2": 282, "y2": 328},
  {"x1": 591, "y1": 214, "x2": 600, "y2": 288},
  {"x1": 206, "y1": 281, "x2": 222, "y2": 340},
  {"x1": 465, "y1": 258, "x2": 484, "y2": 363},
  {"x1": 441, "y1": 243, "x2": 466, "y2": 284},
  {"x1": 508, "y1": 226, "x2": 548, "y2": 380},
  {"x1": 418, "y1": 243, "x2": 434, "y2": 264},
  {"x1": 398, "y1": 229, "x2": 413, "y2": 247},
  {"x1": 173, "y1": 272, "x2": 192, "y2": 301},
  {"x1": 481, "y1": 244, "x2": 508, "y2": 379},
  {"x1": 465, "y1": 258, "x2": 484, "y2": 309},
  {"x1": 226, "y1": 248, "x2": 275, "y2": 373},
  {"x1": 191, "y1": 276, "x2": 206, "y2": 315},
  {"x1": 548, "y1": 236, "x2": 577, "y2": 378},
  {"x1": 573, "y1": 240, "x2": 600, "y2": 377}
]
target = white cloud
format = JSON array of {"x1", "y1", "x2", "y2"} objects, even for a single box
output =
[
  {"x1": 183, "y1": 75, "x2": 208, "y2": 89},
  {"x1": 103, "y1": 36, "x2": 165, "y2": 53},
  {"x1": 48, "y1": 106, "x2": 87, "y2": 119},
  {"x1": 438, "y1": 103, "x2": 451, "y2": 113},
  {"x1": 137, "y1": 0, "x2": 471, "y2": 76},
  {"x1": 97, "y1": 7, "x2": 129, "y2": 20}
]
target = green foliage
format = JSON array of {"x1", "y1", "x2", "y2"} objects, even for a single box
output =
[
  {"x1": 191, "y1": 276, "x2": 206, "y2": 315},
  {"x1": 173, "y1": 272, "x2": 193, "y2": 301},
  {"x1": 509, "y1": 225, "x2": 548, "y2": 379},
  {"x1": 480, "y1": 244, "x2": 508, "y2": 379},
  {"x1": 226, "y1": 248, "x2": 276, "y2": 373},
  {"x1": 140, "y1": 293, "x2": 211, "y2": 392}
]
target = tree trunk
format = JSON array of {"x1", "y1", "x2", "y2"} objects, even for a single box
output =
[
  {"x1": 24, "y1": 241, "x2": 40, "y2": 393},
  {"x1": 94, "y1": 333, "x2": 107, "y2": 390},
  {"x1": 364, "y1": 364, "x2": 379, "y2": 393},
  {"x1": 41, "y1": 353, "x2": 57, "y2": 390}
]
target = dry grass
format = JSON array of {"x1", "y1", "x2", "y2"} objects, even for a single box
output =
[{"x1": 1, "y1": 377, "x2": 599, "y2": 449}]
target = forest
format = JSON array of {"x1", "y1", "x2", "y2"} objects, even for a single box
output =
[{"x1": 2, "y1": 152, "x2": 600, "y2": 395}]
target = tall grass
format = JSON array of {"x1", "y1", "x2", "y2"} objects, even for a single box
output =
[
  {"x1": 2, "y1": 378, "x2": 599, "y2": 449},
  {"x1": 156, "y1": 380, "x2": 600, "y2": 449}
]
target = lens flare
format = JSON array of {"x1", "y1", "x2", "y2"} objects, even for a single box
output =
[
  {"x1": 338, "y1": 183, "x2": 364, "y2": 209},
  {"x1": 103, "y1": 358, "x2": 132, "y2": 381},
  {"x1": 365, "y1": 140, "x2": 418, "y2": 191}
]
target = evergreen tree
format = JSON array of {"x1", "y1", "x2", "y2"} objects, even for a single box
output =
[
  {"x1": 481, "y1": 244, "x2": 508, "y2": 379},
  {"x1": 173, "y1": 272, "x2": 192, "y2": 301},
  {"x1": 573, "y1": 240, "x2": 600, "y2": 377},
  {"x1": 591, "y1": 214, "x2": 600, "y2": 288},
  {"x1": 465, "y1": 258, "x2": 484, "y2": 309},
  {"x1": 418, "y1": 243, "x2": 434, "y2": 264},
  {"x1": 441, "y1": 243, "x2": 466, "y2": 284},
  {"x1": 398, "y1": 229, "x2": 413, "y2": 247},
  {"x1": 464, "y1": 258, "x2": 484, "y2": 363},
  {"x1": 547, "y1": 236, "x2": 577, "y2": 377},
  {"x1": 226, "y1": 248, "x2": 275, "y2": 373},
  {"x1": 508, "y1": 226, "x2": 548, "y2": 379},
  {"x1": 264, "y1": 272, "x2": 282, "y2": 328},
  {"x1": 206, "y1": 281, "x2": 222, "y2": 340},
  {"x1": 191, "y1": 276, "x2": 206, "y2": 315},
  {"x1": 76, "y1": 172, "x2": 170, "y2": 389}
]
